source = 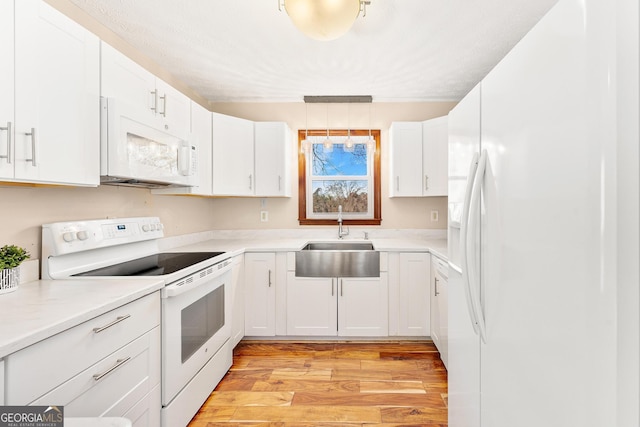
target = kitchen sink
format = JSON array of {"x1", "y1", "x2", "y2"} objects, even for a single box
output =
[{"x1": 296, "y1": 241, "x2": 380, "y2": 278}]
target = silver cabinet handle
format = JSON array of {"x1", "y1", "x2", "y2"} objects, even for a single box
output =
[
  {"x1": 159, "y1": 94, "x2": 167, "y2": 117},
  {"x1": 278, "y1": 175, "x2": 282, "y2": 191},
  {"x1": 249, "y1": 174, "x2": 253, "y2": 190},
  {"x1": 93, "y1": 314, "x2": 131, "y2": 333},
  {"x1": 150, "y1": 90, "x2": 158, "y2": 112},
  {"x1": 25, "y1": 128, "x2": 36, "y2": 166},
  {"x1": 0, "y1": 122, "x2": 11, "y2": 164},
  {"x1": 434, "y1": 276, "x2": 439, "y2": 296},
  {"x1": 268, "y1": 269, "x2": 272, "y2": 287},
  {"x1": 340, "y1": 278, "x2": 343, "y2": 297},
  {"x1": 93, "y1": 357, "x2": 131, "y2": 381},
  {"x1": 425, "y1": 175, "x2": 429, "y2": 191},
  {"x1": 331, "y1": 278, "x2": 334, "y2": 296}
]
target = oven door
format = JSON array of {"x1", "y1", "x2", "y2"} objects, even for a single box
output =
[{"x1": 161, "y1": 267, "x2": 231, "y2": 405}]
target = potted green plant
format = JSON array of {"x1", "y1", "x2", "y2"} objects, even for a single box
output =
[{"x1": 0, "y1": 245, "x2": 30, "y2": 294}]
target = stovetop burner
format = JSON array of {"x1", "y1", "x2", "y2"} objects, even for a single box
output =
[{"x1": 74, "y1": 252, "x2": 226, "y2": 277}]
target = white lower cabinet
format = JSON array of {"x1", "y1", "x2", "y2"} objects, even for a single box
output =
[
  {"x1": 4, "y1": 292, "x2": 160, "y2": 420},
  {"x1": 388, "y1": 252, "x2": 431, "y2": 336},
  {"x1": 244, "y1": 252, "x2": 276, "y2": 336},
  {"x1": 431, "y1": 256, "x2": 449, "y2": 368},
  {"x1": 286, "y1": 253, "x2": 388, "y2": 337}
]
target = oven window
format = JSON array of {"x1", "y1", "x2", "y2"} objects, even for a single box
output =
[{"x1": 181, "y1": 285, "x2": 225, "y2": 363}]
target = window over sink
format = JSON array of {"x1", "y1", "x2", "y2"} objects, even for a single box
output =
[{"x1": 298, "y1": 129, "x2": 381, "y2": 225}]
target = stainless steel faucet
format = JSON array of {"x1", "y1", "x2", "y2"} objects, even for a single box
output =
[{"x1": 337, "y1": 205, "x2": 349, "y2": 239}]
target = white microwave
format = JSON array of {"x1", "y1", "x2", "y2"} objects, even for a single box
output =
[{"x1": 100, "y1": 97, "x2": 197, "y2": 188}]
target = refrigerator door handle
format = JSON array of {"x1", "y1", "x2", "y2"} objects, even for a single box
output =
[
  {"x1": 460, "y1": 152, "x2": 481, "y2": 335},
  {"x1": 467, "y1": 149, "x2": 488, "y2": 343}
]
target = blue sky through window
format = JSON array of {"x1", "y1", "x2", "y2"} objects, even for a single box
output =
[{"x1": 312, "y1": 144, "x2": 368, "y2": 176}]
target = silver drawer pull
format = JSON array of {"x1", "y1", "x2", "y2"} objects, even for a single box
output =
[
  {"x1": 92, "y1": 314, "x2": 131, "y2": 333},
  {"x1": 93, "y1": 357, "x2": 131, "y2": 381}
]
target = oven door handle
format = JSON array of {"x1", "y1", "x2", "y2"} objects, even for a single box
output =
[{"x1": 162, "y1": 261, "x2": 232, "y2": 298}]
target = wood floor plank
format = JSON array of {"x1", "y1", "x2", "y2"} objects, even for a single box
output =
[
  {"x1": 360, "y1": 380, "x2": 427, "y2": 394},
  {"x1": 205, "y1": 391, "x2": 294, "y2": 407},
  {"x1": 291, "y1": 392, "x2": 447, "y2": 408},
  {"x1": 270, "y1": 368, "x2": 333, "y2": 381},
  {"x1": 303, "y1": 358, "x2": 362, "y2": 370},
  {"x1": 252, "y1": 379, "x2": 360, "y2": 393},
  {"x1": 331, "y1": 368, "x2": 394, "y2": 381},
  {"x1": 380, "y1": 406, "x2": 448, "y2": 424},
  {"x1": 232, "y1": 406, "x2": 382, "y2": 423},
  {"x1": 361, "y1": 359, "x2": 421, "y2": 371}
]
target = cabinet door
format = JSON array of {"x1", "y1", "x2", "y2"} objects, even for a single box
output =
[
  {"x1": 254, "y1": 122, "x2": 291, "y2": 197},
  {"x1": 0, "y1": 0, "x2": 14, "y2": 179},
  {"x1": 212, "y1": 112, "x2": 255, "y2": 196},
  {"x1": 389, "y1": 122, "x2": 423, "y2": 197},
  {"x1": 244, "y1": 253, "x2": 276, "y2": 336},
  {"x1": 338, "y1": 275, "x2": 388, "y2": 337},
  {"x1": 101, "y1": 42, "x2": 156, "y2": 117},
  {"x1": 398, "y1": 253, "x2": 430, "y2": 336},
  {"x1": 430, "y1": 264, "x2": 441, "y2": 349},
  {"x1": 14, "y1": 0, "x2": 100, "y2": 186},
  {"x1": 156, "y1": 78, "x2": 191, "y2": 139},
  {"x1": 437, "y1": 274, "x2": 449, "y2": 369},
  {"x1": 286, "y1": 273, "x2": 337, "y2": 336},
  {"x1": 422, "y1": 116, "x2": 448, "y2": 196}
]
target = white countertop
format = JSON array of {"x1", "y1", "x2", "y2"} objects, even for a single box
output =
[
  {"x1": 0, "y1": 278, "x2": 164, "y2": 358},
  {"x1": 0, "y1": 234, "x2": 446, "y2": 359}
]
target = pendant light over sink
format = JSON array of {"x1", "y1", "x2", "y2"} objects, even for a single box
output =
[{"x1": 279, "y1": 0, "x2": 372, "y2": 41}]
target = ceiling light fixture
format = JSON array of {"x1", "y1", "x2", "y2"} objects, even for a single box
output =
[{"x1": 278, "y1": 0, "x2": 372, "y2": 41}]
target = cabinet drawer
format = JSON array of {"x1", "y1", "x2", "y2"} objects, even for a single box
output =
[
  {"x1": 32, "y1": 328, "x2": 160, "y2": 417},
  {"x1": 5, "y1": 292, "x2": 160, "y2": 405}
]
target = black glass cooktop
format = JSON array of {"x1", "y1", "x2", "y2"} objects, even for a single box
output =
[{"x1": 74, "y1": 252, "x2": 226, "y2": 277}]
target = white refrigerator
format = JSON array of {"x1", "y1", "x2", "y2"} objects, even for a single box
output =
[{"x1": 447, "y1": 0, "x2": 637, "y2": 425}]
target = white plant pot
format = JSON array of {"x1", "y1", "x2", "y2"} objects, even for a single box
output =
[{"x1": 0, "y1": 267, "x2": 20, "y2": 294}]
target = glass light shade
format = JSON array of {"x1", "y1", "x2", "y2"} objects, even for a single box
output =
[
  {"x1": 344, "y1": 136, "x2": 355, "y2": 152},
  {"x1": 285, "y1": 0, "x2": 361, "y2": 41},
  {"x1": 323, "y1": 138, "x2": 334, "y2": 152}
]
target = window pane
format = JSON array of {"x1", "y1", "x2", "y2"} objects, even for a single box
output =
[
  {"x1": 312, "y1": 143, "x2": 368, "y2": 176},
  {"x1": 312, "y1": 180, "x2": 368, "y2": 213}
]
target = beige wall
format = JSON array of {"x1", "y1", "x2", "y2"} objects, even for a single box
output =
[{"x1": 2, "y1": 1, "x2": 456, "y2": 258}]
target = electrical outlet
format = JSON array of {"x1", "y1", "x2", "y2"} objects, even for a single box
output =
[
  {"x1": 260, "y1": 211, "x2": 269, "y2": 222},
  {"x1": 431, "y1": 210, "x2": 439, "y2": 222}
]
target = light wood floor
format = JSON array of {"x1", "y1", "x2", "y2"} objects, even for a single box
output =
[{"x1": 188, "y1": 340, "x2": 448, "y2": 427}]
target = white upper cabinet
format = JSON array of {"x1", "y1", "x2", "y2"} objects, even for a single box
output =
[
  {"x1": 212, "y1": 115, "x2": 291, "y2": 197},
  {"x1": 389, "y1": 117, "x2": 448, "y2": 197},
  {"x1": 101, "y1": 42, "x2": 190, "y2": 139},
  {"x1": 389, "y1": 122, "x2": 424, "y2": 197},
  {"x1": 0, "y1": 0, "x2": 15, "y2": 181},
  {"x1": 422, "y1": 116, "x2": 448, "y2": 196},
  {"x1": 254, "y1": 122, "x2": 291, "y2": 197},
  {"x1": 212, "y1": 112, "x2": 255, "y2": 196},
  {"x1": 0, "y1": 0, "x2": 100, "y2": 186}
]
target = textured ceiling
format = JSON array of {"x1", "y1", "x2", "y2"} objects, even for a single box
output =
[{"x1": 69, "y1": 0, "x2": 558, "y2": 103}]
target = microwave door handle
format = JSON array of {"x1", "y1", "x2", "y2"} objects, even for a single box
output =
[{"x1": 178, "y1": 144, "x2": 191, "y2": 176}]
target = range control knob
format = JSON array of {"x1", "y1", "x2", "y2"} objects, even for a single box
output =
[
  {"x1": 149, "y1": 224, "x2": 157, "y2": 231},
  {"x1": 157, "y1": 223, "x2": 164, "y2": 230},
  {"x1": 76, "y1": 230, "x2": 89, "y2": 241},
  {"x1": 142, "y1": 224, "x2": 151, "y2": 232},
  {"x1": 62, "y1": 232, "x2": 75, "y2": 242}
]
